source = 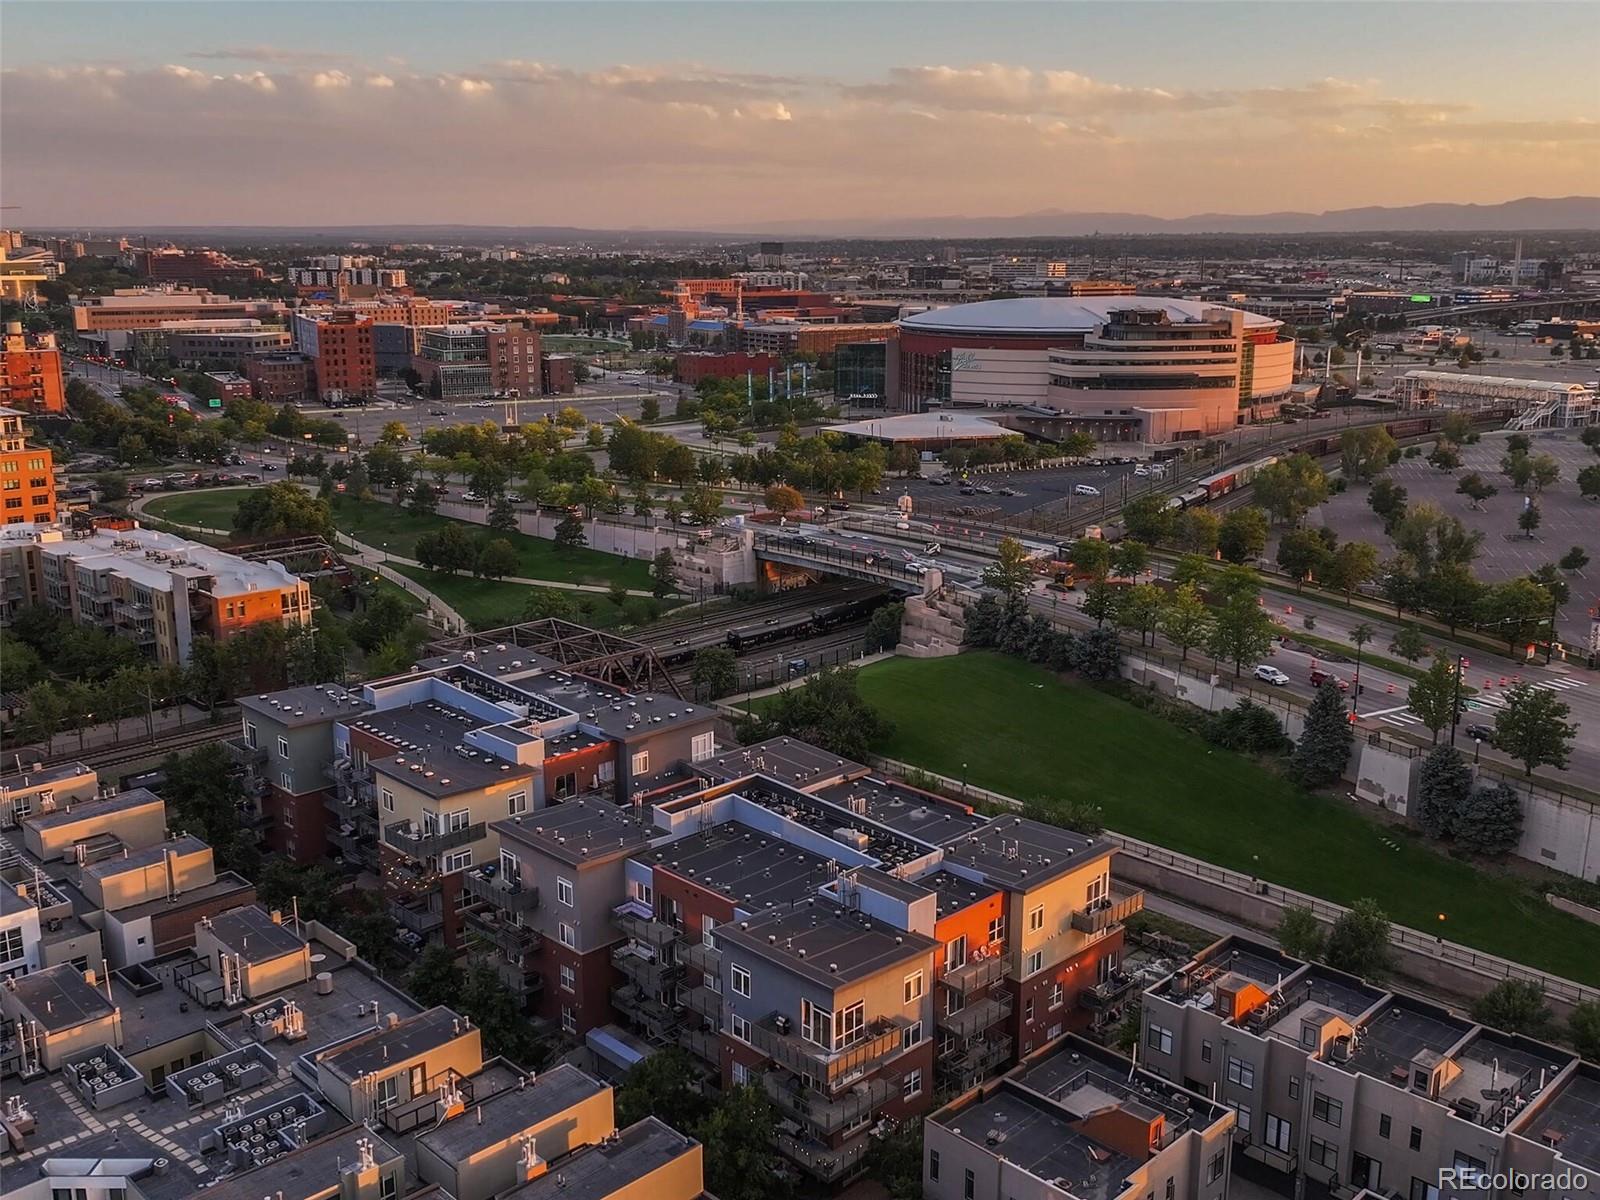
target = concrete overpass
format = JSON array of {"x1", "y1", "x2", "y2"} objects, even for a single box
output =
[
  {"x1": 753, "y1": 532, "x2": 942, "y2": 593},
  {"x1": 1399, "y1": 294, "x2": 1600, "y2": 326}
]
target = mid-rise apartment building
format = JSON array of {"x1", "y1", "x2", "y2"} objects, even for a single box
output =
[
  {"x1": 0, "y1": 408, "x2": 56, "y2": 526},
  {"x1": 1142, "y1": 936, "x2": 1600, "y2": 1200},
  {"x1": 411, "y1": 318, "x2": 545, "y2": 399},
  {"x1": 159, "y1": 319, "x2": 292, "y2": 366},
  {"x1": 243, "y1": 351, "x2": 315, "y2": 404},
  {"x1": 292, "y1": 311, "x2": 378, "y2": 402},
  {"x1": 0, "y1": 323, "x2": 66, "y2": 414},
  {"x1": 129, "y1": 247, "x2": 264, "y2": 288},
  {"x1": 71, "y1": 288, "x2": 287, "y2": 351},
  {"x1": 737, "y1": 321, "x2": 898, "y2": 358},
  {"x1": 16, "y1": 524, "x2": 310, "y2": 664}
]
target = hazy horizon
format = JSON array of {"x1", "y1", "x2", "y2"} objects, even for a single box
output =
[{"x1": 4, "y1": 1, "x2": 1598, "y2": 229}]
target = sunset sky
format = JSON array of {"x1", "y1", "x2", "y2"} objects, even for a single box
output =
[{"x1": 5, "y1": 1, "x2": 1597, "y2": 229}]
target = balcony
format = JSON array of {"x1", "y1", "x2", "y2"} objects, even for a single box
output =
[
  {"x1": 678, "y1": 1026, "x2": 721, "y2": 1065},
  {"x1": 328, "y1": 822, "x2": 375, "y2": 866},
  {"x1": 383, "y1": 819, "x2": 487, "y2": 859},
  {"x1": 748, "y1": 1013, "x2": 906, "y2": 1086},
  {"x1": 935, "y1": 990, "x2": 1013, "y2": 1039},
  {"x1": 222, "y1": 735, "x2": 267, "y2": 768},
  {"x1": 685, "y1": 985, "x2": 722, "y2": 1022},
  {"x1": 611, "y1": 985, "x2": 683, "y2": 1038},
  {"x1": 1070, "y1": 885, "x2": 1145, "y2": 935},
  {"x1": 680, "y1": 939, "x2": 721, "y2": 976},
  {"x1": 761, "y1": 1068, "x2": 894, "y2": 1137},
  {"x1": 462, "y1": 869, "x2": 540, "y2": 914},
  {"x1": 390, "y1": 898, "x2": 444, "y2": 934},
  {"x1": 938, "y1": 1034, "x2": 1012, "y2": 1078},
  {"x1": 612, "y1": 901, "x2": 680, "y2": 948},
  {"x1": 938, "y1": 952, "x2": 1008, "y2": 993},
  {"x1": 612, "y1": 943, "x2": 683, "y2": 988},
  {"x1": 774, "y1": 1130, "x2": 873, "y2": 1184},
  {"x1": 1079, "y1": 969, "x2": 1140, "y2": 1011},
  {"x1": 465, "y1": 908, "x2": 542, "y2": 957}
]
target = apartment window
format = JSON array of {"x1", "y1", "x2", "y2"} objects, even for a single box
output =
[
  {"x1": 1028, "y1": 904, "x2": 1044, "y2": 932},
  {"x1": 946, "y1": 934, "x2": 967, "y2": 970},
  {"x1": 834, "y1": 1001, "x2": 866, "y2": 1050},
  {"x1": 691, "y1": 732, "x2": 715, "y2": 762},
  {"x1": 374, "y1": 1075, "x2": 399, "y2": 1113},
  {"x1": 1228, "y1": 1101, "x2": 1252, "y2": 1133},
  {"x1": 382, "y1": 788, "x2": 395, "y2": 813},
  {"x1": 699, "y1": 916, "x2": 718, "y2": 949},
  {"x1": 560, "y1": 965, "x2": 575, "y2": 993},
  {"x1": 1201, "y1": 1039, "x2": 1213, "y2": 1063},
  {"x1": 442, "y1": 849, "x2": 471, "y2": 874},
  {"x1": 1024, "y1": 998, "x2": 1034, "y2": 1022},
  {"x1": 1025, "y1": 950, "x2": 1043, "y2": 976},
  {"x1": 597, "y1": 760, "x2": 615, "y2": 784},
  {"x1": 1146, "y1": 1024, "x2": 1173, "y2": 1055},
  {"x1": 946, "y1": 989, "x2": 965, "y2": 1016},
  {"x1": 731, "y1": 963, "x2": 751, "y2": 998},
  {"x1": 1353, "y1": 1155, "x2": 1382, "y2": 1192},
  {"x1": 277, "y1": 736, "x2": 290, "y2": 759},
  {"x1": 1226, "y1": 1057, "x2": 1255, "y2": 1090},
  {"x1": 1288, "y1": 1076, "x2": 1300, "y2": 1100},
  {"x1": 902, "y1": 1020, "x2": 923, "y2": 1050},
  {"x1": 904, "y1": 970, "x2": 924, "y2": 1004},
  {"x1": 929, "y1": 1149, "x2": 940, "y2": 1182},
  {"x1": 1049, "y1": 983, "x2": 1063, "y2": 1009},
  {"x1": 1208, "y1": 1151, "x2": 1225, "y2": 1184},
  {"x1": 379, "y1": 1172, "x2": 398, "y2": 1200},
  {"x1": 801, "y1": 997, "x2": 831, "y2": 1048},
  {"x1": 1308, "y1": 1137, "x2": 1338, "y2": 1170},
  {"x1": 902, "y1": 1069, "x2": 922, "y2": 1100},
  {"x1": 987, "y1": 914, "x2": 1006, "y2": 944},
  {"x1": 1378, "y1": 1113, "x2": 1391, "y2": 1139},
  {"x1": 1409, "y1": 1126, "x2": 1422, "y2": 1152},
  {"x1": 0, "y1": 928, "x2": 24, "y2": 962},
  {"x1": 552, "y1": 772, "x2": 576, "y2": 799},
  {"x1": 1165, "y1": 1179, "x2": 1175, "y2": 1200},
  {"x1": 1264, "y1": 1113, "x2": 1292, "y2": 1153},
  {"x1": 446, "y1": 809, "x2": 470, "y2": 832},
  {"x1": 244, "y1": 722, "x2": 258, "y2": 748},
  {"x1": 731, "y1": 1061, "x2": 749, "y2": 1086},
  {"x1": 561, "y1": 1007, "x2": 576, "y2": 1035},
  {"x1": 964, "y1": 1168, "x2": 975, "y2": 1200},
  {"x1": 558, "y1": 922, "x2": 575, "y2": 948},
  {"x1": 730, "y1": 1012, "x2": 751, "y2": 1041},
  {"x1": 282, "y1": 806, "x2": 295, "y2": 829},
  {"x1": 630, "y1": 750, "x2": 649, "y2": 776},
  {"x1": 1312, "y1": 1092, "x2": 1343, "y2": 1128},
  {"x1": 557, "y1": 877, "x2": 574, "y2": 907},
  {"x1": 508, "y1": 791, "x2": 528, "y2": 816},
  {"x1": 1410, "y1": 1181, "x2": 1439, "y2": 1200}
]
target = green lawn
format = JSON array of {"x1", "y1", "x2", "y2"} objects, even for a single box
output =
[
  {"x1": 143, "y1": 488, "x2": 253, "y2": 532},
  {"x1": 855, "y1": 652, "x2": 1600, "y2": 985},
  {"x1": 390, "y1": 565, "x2": 676, "y2": 633}
]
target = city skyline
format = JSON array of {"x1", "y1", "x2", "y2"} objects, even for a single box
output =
[{"x1": 4, "y1": 0, "x2": 1598, "y2": 229}]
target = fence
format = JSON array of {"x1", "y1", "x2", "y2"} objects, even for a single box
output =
[{"x1": 868, "y1": 754, "x2": 1600, "y2": 1009}]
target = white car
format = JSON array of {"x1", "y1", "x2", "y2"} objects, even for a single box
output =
[
  {"x1": 1253, "y1": 665, "x2": 1291, "y2": 686},
  {"x1": 1073, "y1": 484, "x2": 1101, "y2": 497},
  {"x1": 462, "y1": 491, "x2": 484, "y2": 502},
  {"x1": 1134, "y1": 465, "x2": 1151, "y2": 477}
]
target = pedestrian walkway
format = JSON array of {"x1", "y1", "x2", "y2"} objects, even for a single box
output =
[{"x1": 1365, "y1": 674, "x2": 1587, "y2": 728}]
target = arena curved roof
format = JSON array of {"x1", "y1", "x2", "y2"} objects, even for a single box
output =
[{"x1": 898, "y1": 297, "x2": 1280, "y2": 336}]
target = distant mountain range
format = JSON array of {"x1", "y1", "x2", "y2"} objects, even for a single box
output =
[{"x1": 43, "y1": 197, "x2": 1600, "y2": 244}]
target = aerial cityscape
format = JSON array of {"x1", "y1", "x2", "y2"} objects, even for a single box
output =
[{"x1": 2, "y1": 4, "x2": 1600, "y2": 1200}]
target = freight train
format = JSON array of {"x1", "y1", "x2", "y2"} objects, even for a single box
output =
[{"x1": 724, "y1": 593, "x2": 889, "y2": 652}]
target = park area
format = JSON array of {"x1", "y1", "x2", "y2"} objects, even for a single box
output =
[
  {"x1": 388, "y1": 564, "x2": 675, "y2": 632},
  {"x1": 853, "y1": 651, "x2": 1600, "y2": 984},
  {"x1": 143, "y1": 490, "x2": 655, "y2": 590}
]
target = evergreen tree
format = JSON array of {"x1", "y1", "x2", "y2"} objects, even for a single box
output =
[
  {"x1": 649, "y1": 548, "x2": 677, "y2": 598},
  {"x1": 1290, "y1": 682, "x2": 1353, "y2": 788},
  {"x1": 1414, "y1": 745, "x2": 1471, "y2": 839},
  {"x1": 553, "y1": 512, "x2": 587, "y2": 551},
  {"x1": 1323, "y1": 898, "x2": 1392, "y2": 980},
  {"x1": 1470, "y1": 979, "x2": 1552, "y2": 1036},
  {"x1": 1455, "y1": 783, "x2": 1523, "y2": 857},
  {"x1": 1276, "y1": 905, "x2": 1325, "y2": 961}
]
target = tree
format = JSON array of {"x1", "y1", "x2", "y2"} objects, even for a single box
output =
[
  {"x1": 1324, "y1": 540, "x2": 1378, "y2": 602},
  {"x1": 1169, "y1": 553, "x2": 1215, "y2": 590},
  {"x1": 1455, "y1": 782, "x2": 1523, "y2": 857},
  {"x1": 1277, "y1": 906, "x2": 1325, "y2": 961},
  {"x1": 350, "y1": 590, "x2": 417, "y2": 653},
  {"x1": 1501, "y1": 448, "x2": 1534, "y2": 492},
  {"x1": 1475, "y1": 578, "x2": 1552, "y2": 654},
  {"x1": 408, "y1": 480, "x2": 439, "y2": 516},
  {"x1": 233, "y1": 482, "x2": 335, "y2": 540},
  {"x1": 1207, "y1": 577, "x2": 1276, "y2": 678},
  {"x1": 1388, "y1": 623, "x2": 1427, "y2": 663},
  {"x1": 553, "y1": 512, "x2": 587, "y2": 551},
  {"x1": 1253, "y1": 454, "x2": 1327, "y2": 525},
  {"x1": 1072, "y1": 627, "x2": 1123, "y2": 680},
  {"x1": 763, "y1": 483, "x2": 804, "y2": 514},
  {"x1": 649, "y1": 548, "x2": 677, "y2": 598},
  {"x1": 1112, "y1": 539, "x2": 1149, "y2": 580},
  {"x1": 408, "y1": 945, "x2": 463, "y2": 1007},
  {"x1": 95, "y1": 472, "x2": 129, "y2": 502},
  {"x1": 1578, "y1": 464, "x2": 1600, "y2": 501},
  {"x1": 1415, "y1": 745, "x2": 1472, "y2": 838},
  {"x1": 684, "y1": 483, "x2": 722, "y2": 525},
  {"x1": 378, "y1": 420, "x2": 410, "y2": 445},
  {"x1": 1367, "y1": 477, "x2": 1408, "y2": 530},
  {"x1": 1559, "y1": 545, "x2": 1590, "y2": 573},
  {"x1": 734, "y1": 667, "x2": 893, "y2": 761},
  {"x1": 696, "y1": 1084, "x2": 780, "y2": 1200},
  {"x1": 1069, "y1": 536, "x2": 1112, "y2": 581},
  {"x1": 1456, "y1": 472, "x2": 1497, "y2": 510},
  {"x1": 521, "y1": 589, "x2": 578, "y2": 621},
  {"x1": 1120, "y1": 494, "x2": 1172, "y2": 545},
  {"x1": 1217, "y1": 506, "x2": 1268, "y2": 563},
  {"x1": 1379, "y1": 554, "x2": 1422, "y2": 619},
  {"x1": 1116, "y1": 583, "x2": 1165, "y2": 646},
  {"x1": 864, "y1": 601, "x2": 905, "y2": 651},
  {"x1": 1494, "y1": 683, "x2": 1576, "y2": 776},
  {"x1": 1323, "y1": 898, "x2": 1392, "y2": 980},
  {"x1": 690, "y1": 647, "x2": 738, "y2": 700},
  {"x1": 982, "y1": 536, "x2": 1035, "y2": 602},
  {"x1": 863, "y1": 1120, "x2": 924, "y2": 1200},
  {"x1": 1158, "y1": 583, "x2": 1213, "y2": 662},
  {"x1": 639, "y1": 395, "x2": 660, "y2": 422},
  {"x1": 1340, "y1": 425, "x2": 1397, "y2": 483},
  {"x1": 474, "y1": 537, "x2": 519, "y2": 580},
  {"x1": 1081, "y1": 579, "x2": 1119, "y2": 629},
  {"x1": 1427, "y1": 440, "x2": 1461, "y2": 471},
  {"x1": 1570, "y1": 1000, "x2": 1600, "y2": 1062},
  {"x1": 1470, "y1": 979, "x2": 1551, "y2": 1036},
  {"x1": 1517, "y1": 501, "x2": 1542, "y2": 539},
  {"x1": 1276, "y1": 528, "x2": 1332, "y2": 591},
  {"x1": 1290, "y1": 682, "x2": 1354, "y2": 788},
  {"x1": 1528, "y1": 563, "x2": 1569, "y2": 606},
  {"x1": 1530, "y1": 453, "x2": 1561, "y2": 493},
  {"x1": 1423, "y1": 562, "x2": 1483, "y2": 634},
  {"x1": 1172, "y1": 508, "x2": 1220, "y2": 555},
  {"x1": 616, "y1": 1048, "x2": 710, "y2": 1130},
  {"x1": 1409, "y1": 659, "x2": 1467, "y2": 747}
]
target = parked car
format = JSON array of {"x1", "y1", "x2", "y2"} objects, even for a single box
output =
[
  {"x1": 1254, "y1": 665, "x2": 1291, "y2": 686},
  {"x1": 1309, "y1": 668, "x2": 1350, "y2": 691},
  {"x1": 1073, "y1": 484, "x2": 1101, "y2": 497}
]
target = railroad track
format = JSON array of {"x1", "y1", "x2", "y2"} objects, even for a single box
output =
[{"x1": 20, "y1": 720, "x2": 237, "y2": 776}]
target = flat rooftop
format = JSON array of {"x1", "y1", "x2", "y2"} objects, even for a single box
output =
[
  {"x1": 318, "y1": 1005, "x2": 468, "y2": 1082},
  {"x1": 204, "y1": 904, "x2": 307, "y2": 965},
  {"x1": 81, "y1": 834, "x2": 209, "y2": 882},
  {"x1": 918, "y1": 868, "x2": 1004, "y2": 920},
  {"x1": 1516, "y1": 1068, "x2": 1600, "y2": 1173},
  {"x1": 415, "y1": 1063, "x2": 606, "y2": 1162},
  {"x1": 830, "y1": 412, "x2": 1012, "y2": 442},
  {"x1": 728, "y1": 777, "x2": 931, "y2": 872},
  {"x1": 239, "y1": 683, "x2": 371, "y2": 729},
  {"x1": 415, "y1": 643, "x2": 561, "y2": 679},
  {"x1": 0, "y1": 759, "x2": 93, "y2": 793},
  {"x1": 696, "y1": 737, "x2": 867, "y2": 788},
  {"x1": 941, "y1": 814, "x2": 1110, "y2": 890},
  {"x1": 196, "y1": 1127, "x2": 405, "y2": 1200},
  {"x1": 1345, "y1": 998, "x2": 1473, "y2": 1088},
  {"x1": 721, "y1": 898, "x2": 935, "y2": 988},
  {"x1": 4, "y1": 963, "x2": 116, "y2": 1032},
  {"x1": 810, "y1": 776, "x2": 988, "y2": 844},
  {"x1": 1014, "y1": 1037, "x2": 1225, "y2": 1137},
  {"x1": 36, "y1": 526, "x2": 303, "y2": 597},
  {"x1": 517, "y1": 673, "x2": 713, "y2": 740},
  {"x1": 500, "y1": 1116, "x2": 699, "y2": 1200},
  {"x1": 24, "y1": 787, "x2": 161, "y2": 831},
  {"x1": 359, "y1": 702, "x2": 536, "y2": 798},
  {"x1": 496, "y1": 798, "x2": 658, "y2": 867},
  {"x1": 1436, "y1": 1029, "x2": 1572, "y2": 1122},
  {"x1": 639, "y1": 820, "x2": 839, "y2": 913}
]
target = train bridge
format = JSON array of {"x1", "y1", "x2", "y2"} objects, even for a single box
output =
[{"x1": 753, "y1": 533, "x2": 941, "y2": 594}]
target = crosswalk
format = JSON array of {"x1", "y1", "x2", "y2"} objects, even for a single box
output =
[{"x1": 1366, "y1": 676, "x2": 1587, "y2": 729}]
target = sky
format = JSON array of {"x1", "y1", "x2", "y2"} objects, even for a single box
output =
[{"x1": 3, "y1": 1, "x2": 1597, "y2": 230}]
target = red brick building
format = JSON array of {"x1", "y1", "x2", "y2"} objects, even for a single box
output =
[
  {"x1": 243, "y1": 353, "x2": 315, "y2": 405},
  {"x1": 673, "y1": 351, "x2": 781, "y2": 385},
  {"x1": 0, "y1": 323, "x2": 66, "y2": 414}
]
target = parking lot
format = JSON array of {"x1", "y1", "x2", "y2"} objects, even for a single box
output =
[
  {"x1": 1306, "y1": 427, "x2": 1599, "y2": 641},
  {"x1": 894, "y1": 460, "x2": 1145, "y2": 516}
]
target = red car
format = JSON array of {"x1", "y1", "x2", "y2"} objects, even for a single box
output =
[{"x1": 1309, "y1": 667, "x2": 1350, "y2": 692}]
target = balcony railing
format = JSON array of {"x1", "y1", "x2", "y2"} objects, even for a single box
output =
[
  {"x1": 681, "y1": 939, "x2": 721, "y2": 976},
  {"x1": 390, "y1": 898, "x2": 444, "y2": 934},
  {"x1": 938, "y1": 1034, "x2": 1012, "y2": 1078},
  {"x1": 1079, "y1": 970, "x2": 1139, "y2": 1011},
  {"x1": 465, "y1": 908, "x2": 542, "y2": 957},
  {"x1": 761, "y1": 1069, "x2": 894, "y2": 1137},
  {"x1": 774, "y1": 1130, "x2": 874, "y2": 1183},
  {"x1": 678, "y1": 1025, "x2": 721, "y2": 1064},
  {"x1": 612, "y1": 902, "x2": 680, "y2": 947},
  {"x1": 222, "y1": 736, "x2": 267, "y2": 768},
  {"x1": 462, "y1": 869, "x2": 540, "y2": 914},
  {"x1": 611, "y1": 985, "x2": 683, "y2": 1037},
  {"x1": 612, "y1": 944, "x2": 683, "y2": 988},
  {"x1": 685, "y1": 985, "x2": 722, "y2": 1021},
  {"x1": 748, "y1": 1013, "x2": 906, "y2": 1085},
  {"x1": 383, "y1": 819, "x2": 487, "y2": 859},
  {"x1": 935, "y1": 990, "x2": 1013, "y2": 1039},
  {"x1": 1070, "y1": 885, "x2": 1145, "y2": 935},
  {"x1": 938, "y1": 952, "x2": 1008, "y2": 993}
]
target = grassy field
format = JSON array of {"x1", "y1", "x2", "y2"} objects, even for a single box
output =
[
  {"x1": 144, "y1": 490, "x2": 653, "y2": 590},
  {"x1": 854, "y1": 652, "x2": 1600, "y2": 985},
  {"x1": 389, "y1": 565, "x2": 675, "y2": 633}
]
